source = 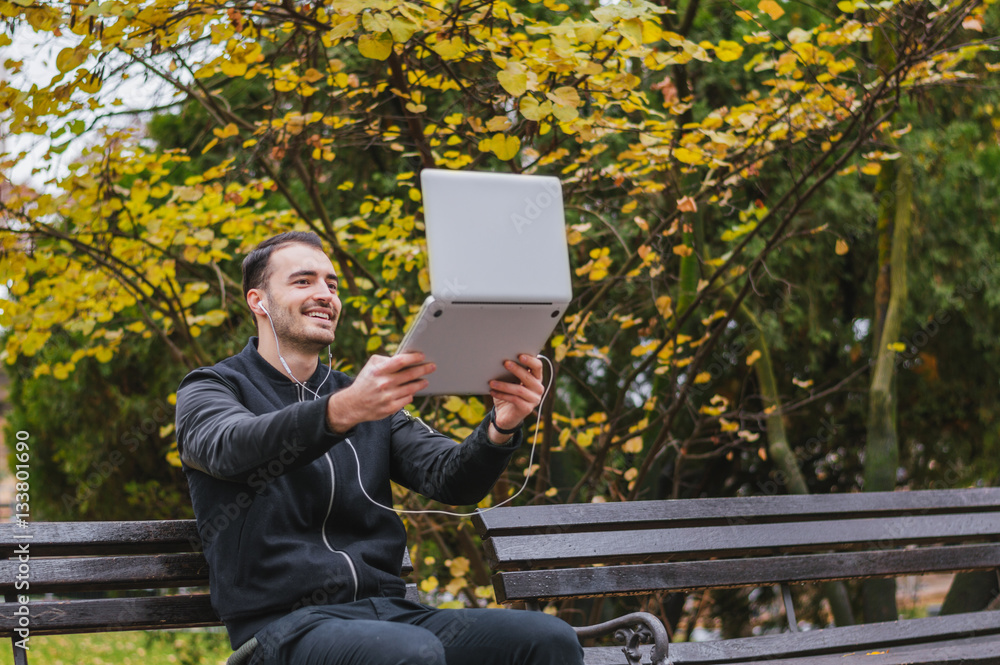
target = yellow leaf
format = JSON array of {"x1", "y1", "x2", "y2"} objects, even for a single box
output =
[
  {"x1": 655, "y1": 295, "x2": 673, "y2": 319},
  {"x1": 389, "y1": 17, "x2": 420, "y2": 42},
  {"x1": 887, "y1": 342, "x2": 906, "y2": 352},
  {"x1": 746, "y1": 350, "x2": 761, "y2": 366},
  {"x1": 420, "y1": 576, "x2": 439, "y2": 593},
  {"x1": 792, "y1": 377, "x2": 813, "y2": 388},
  {"x1": 836, "y1": 0, "x2": 856, "y2": 11},
  {"x1": 758, "y1": 0, "x2": 785, "y2": 20},
  {"x1": 362, "y1": 11, "x2": 390, "y2": 33},
  {"x1": 213, "y1": 123, "x2": 239, "y2": 138},
  {"x1": 619, "y1": 17, "x2": 643, "y2": 47},
  {"x1": 519, "y1": 96, "x2": 550, "y2": 121},
  {"x1": 694, "y1": 372, "x2": 711, "y2": 384},
  {"x1": 497, "y1": 61, "x2": 528, "y2": 96},
  {"x1": 622, "y1": 437, "x2": 643, "y2": 453},
  {"x1": 203, "y1": 309, "x2": 228, "y2": 327},
  {"x1": 201, "y1": 138, "x2": 219, "y2": 154},
  {"x1": 358, "y1": 32, "x2": 394, "y2": 61},
  {"x1": 448, "y1": 557, "x2": 470, "y2": 577},
  {"x1": 432, "y1": 37, "x2": 465, "y2": 60},
  {"x1": 546, "y1": 86, "x2": 581, "y2": 108},
  {"x1": 861, "y1": 162, "x2": 882, "y2": 176},
  {"x1": 642, "y1": 20, "x2": 662, "y2": 44},
  {"x1": 487, "y1": 134, "x2": 520, "y2": 161},
  {"x1": 673, "y1": 244, "x2": 693, "y2": 257},
  {"x1": 715, "y1": 40, "x2": 744, "y2": 62},
  {"x1": 835, "y1": 239, "x2": 849, "y2": 255},
  {"x1": 56, "y1": 45, "x2": 89, "y2": 73},
  {"x1": 674, "y1": 147, "x2": 704, "y2": 165}
]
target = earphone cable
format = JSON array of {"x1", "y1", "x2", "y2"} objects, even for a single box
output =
[{"x1": 344, "y1": 354, "x2": 555, "y2": 518}]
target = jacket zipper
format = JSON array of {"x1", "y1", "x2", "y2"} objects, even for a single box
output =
[
  {"x1": 296, "y1": 382, "x2": 359, "y2": 602},
  {"x1": 322, "y1": 449, "x2": 359, "y2": 602}
]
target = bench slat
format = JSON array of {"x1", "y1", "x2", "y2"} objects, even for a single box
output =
[
  {"x1": 0, "y1": 520, "x2": 413, "y2": 575},
  {"x1": 0, "y1": 595, "x2": 220, "y2": 636},
  {"x1": 0, "y1": 521, "x2": 202, "y2": 557},
  {"x1": 689, "y1": 634, "x2": 1000, "y2": 665},
  {"x1": 473, "y1": 488, "x2": 1000, "y2": 537},
  {"x1": 0, "y1": 554, "x2": 210, "y2": 594},
  {"x1": 492, "y1": 542, "x2": 1000, "y2": 603},
  {"x1": 484, "y1": 513, "x2": 1000, "y2": 569},
  {"x1": 579, "y1": 612, "x2": 1000, "y2": 664}
]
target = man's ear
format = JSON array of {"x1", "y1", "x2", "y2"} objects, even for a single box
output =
[{"x1": 247, "y1": 290, "x2": 268, "y2": 316}]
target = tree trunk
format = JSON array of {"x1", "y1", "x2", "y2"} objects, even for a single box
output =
[
  {"x1": 862, "y1": 155, "x2": 912, "y2": 623},
  {"x1": 732, "y1": 295, "x2": 855, "y2": 627},
  {"x1": 940, "y1": 571, "x2": 1000, "y2": 614}
]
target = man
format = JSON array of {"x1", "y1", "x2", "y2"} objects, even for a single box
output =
[{"x1": 176, "y1": 231, "x2": 583, "y2": 665}]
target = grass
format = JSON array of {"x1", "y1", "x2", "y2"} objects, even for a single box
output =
[{"x1": 0, "y1": 630, "x2": 234, "y2": 665}]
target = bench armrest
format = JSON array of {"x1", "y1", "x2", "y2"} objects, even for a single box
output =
[{"x1": 573, "y1": 611, "x2": 669, "y2": 665}]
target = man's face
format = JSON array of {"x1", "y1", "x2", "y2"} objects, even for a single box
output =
[{"x1": 259, "y1": 243, "x2": 341, "y2": 353}]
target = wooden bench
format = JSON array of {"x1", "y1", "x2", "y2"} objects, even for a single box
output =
[
  {"x1": 472, "y1": 487, "x2": 1000, "y2": 665},
  {"x1": 0, "y1": 520, "x2": 417, "y2": 665}
]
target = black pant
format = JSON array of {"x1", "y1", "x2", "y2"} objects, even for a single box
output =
[{"x1": 250, "y1": 597, "x2": 584, "y2": 665}]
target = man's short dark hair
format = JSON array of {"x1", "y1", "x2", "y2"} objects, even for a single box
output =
[{"x1": 241, "y1": 231, "x2": 325, "y2": 303}]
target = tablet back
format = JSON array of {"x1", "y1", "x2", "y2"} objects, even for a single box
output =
[
  {"x1": 397, "y1": 169, "x2": 573, "y2": 395},
  {"x1": 420, "y1": 169, "x2": 572, "y2": 305}
]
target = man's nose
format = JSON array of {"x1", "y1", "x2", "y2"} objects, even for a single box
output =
[{"x1": 313, "y1": 285, "x2": 336, "y2": 303}]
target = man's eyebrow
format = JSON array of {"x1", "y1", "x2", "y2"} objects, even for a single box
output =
[{"x1": 288, "y1": 269, "x2": 339, "y2": 284}]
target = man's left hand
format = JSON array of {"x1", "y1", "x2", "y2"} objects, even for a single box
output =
[{"x1": 488, "y1": 354, "x2": 544, "y2": 444}]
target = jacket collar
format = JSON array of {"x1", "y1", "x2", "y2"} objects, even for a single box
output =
[{"x1": 242, "y1": 336, "x2": 337, "y2": 389}]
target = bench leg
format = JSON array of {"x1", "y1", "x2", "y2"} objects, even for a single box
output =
[
  {"x1": 4, "y1": 593, "x2": 28, "y2": 665},
  {"x1": 781, "y1": 584, "x2": 799, "y2": 632},
  {"x1": 10, "y1": 636, "x2": 27, "y2": 665}
]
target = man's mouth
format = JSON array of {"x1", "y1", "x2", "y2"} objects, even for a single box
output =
[{"x1": 305, "y1": 310, "x2": 334, "y2": 321}]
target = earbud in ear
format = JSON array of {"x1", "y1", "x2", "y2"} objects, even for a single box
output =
[{"x1": 259, "y1": 302, "x2": 269, "y2": 316}]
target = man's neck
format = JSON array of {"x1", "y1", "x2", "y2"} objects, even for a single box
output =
[{"x1": 256, "y1": 333, "x2": 320, "y2": 383}]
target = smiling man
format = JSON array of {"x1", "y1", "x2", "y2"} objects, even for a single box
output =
[{"x1": 175, "y1": 231, "x2": 583, "y2": 665}]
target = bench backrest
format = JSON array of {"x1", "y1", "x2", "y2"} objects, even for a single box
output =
[
  {"x1": 0, "y1": 520, "x2": 413, "y2": 636},
  {"x1": 472, "y1": 488, "x2": 1000, "y2": 604}
]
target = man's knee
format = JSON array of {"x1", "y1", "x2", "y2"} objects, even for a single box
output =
[{"x1": 505, "y1": 611, "x2": 583, "y2": 664}]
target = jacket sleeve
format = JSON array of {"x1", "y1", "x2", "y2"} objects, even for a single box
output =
[
  {"x1": 387, "y1": 409, "x2": 523, "y2": 505},
  {"x1": 176, "y1": 368, "x2": 348, "y2": 482}
]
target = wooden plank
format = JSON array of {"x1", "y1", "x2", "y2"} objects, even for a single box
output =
[
  {"x1": 484, "y1": 513, "x2": 1000, "y2": 569},
  {"x1": 694, "y1": 634, "x2": 1000, "y2": 665},
  {"x1": 0, "y1": 521, "x2": 203, "y2": 557},
  {"x1": 0, "y1": 554, "x2": 210, "y2": 594},
  {"x1": 578, "y1": 612, "x2": 1000, "y2": 664},
  {"x1": 0, "y1": 520, "x2": 412, "y2": 574},
  {"x1": 493, "y1": 543, "x2": 1000, "y2": 602},
  {"x1": 0, "y1": 595, "x2": 220, "y2": 636},
  {"x1": 473, "y1": 488, "x2": 1000, "y2": 537}
]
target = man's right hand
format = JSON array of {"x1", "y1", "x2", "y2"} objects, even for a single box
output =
[{"x1": 325, "y1": 353, "x2": 435, "y2": 434}]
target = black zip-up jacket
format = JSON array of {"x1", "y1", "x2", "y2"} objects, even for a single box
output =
[{"x1": 175, "y1": 338, "x2": 522, "y2": 648}]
